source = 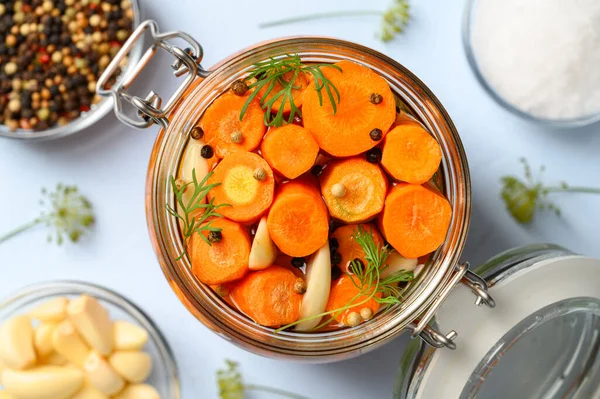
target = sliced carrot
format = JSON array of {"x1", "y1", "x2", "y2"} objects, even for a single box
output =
[
  {"x1": 230, "y1": 266, "x2": 302, "y2": 327},
  {"x1": 258, "y1": 71, "x2": 309, "y2": 113},
  {"x1": 320, "y1": 157, "x2": 388, "y2": 223},
  {"x1": 331, "y1": 224, "x2": 384, "y2": 272},
  {"x1": 207, "y1": 152, "x2": 275, "y2": 223},
  {"x1": 200, "y1": 92, "x2": 266, "y2": 158},
  {"x1": 303, "y1": 60, "x2": 396, "y2": 157},
  {"x1": 260, "y1": 124, "x2": 319, "y2": 179},
  {"x1": 325, "y1": 275, "x2": 381, "y2": 325},
  {"x1": 190, "y1": 218, "x2": 251, "y2": 285},
  {"x1": 267, "y1": 181, "x2": 329, "y2": 257},
  {"x1": 381, "y1": 124, "x2": 442, "y2": 184},
  {"x1": 379, "y1": 184, "x2": 452, "y2": 258}
]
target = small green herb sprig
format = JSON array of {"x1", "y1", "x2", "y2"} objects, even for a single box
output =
[
  {"x1": 240, "y1": 54, "x2": 340, "y2": 127},
  {"x1": 501, "y1": 158, "x2": 600, "y2": 224},
  {"x1": 259, "y1": 0, "x2": 411, "y2": 43},
  {"x1": 166, "y1": 169, "x2": 228, "y2": 259},
  {"x1": 276, "y1": 226, "x2": 414, "y2": 332},
  {"x1": 217, "y1": 360, "x2": 309, "y2": 399},
  {"x1": 0, "y1": 184, "x2": 94, "y2": 245}
]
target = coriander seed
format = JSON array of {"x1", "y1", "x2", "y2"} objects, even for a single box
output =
[
  {"x1": 200, "y1": 145, "x2": 214, "y2": 159},
  {"x1": 190, "y1": 126, "x2": 204, "y2": 140},
  {"x1": 369, "y1": 128, "x2": 383, "y2": 141},
  {"x1": 294, "y1": 279, "x2": 307, "y2": 295},
  {"x1": 345, "y1": 312, "x2": 362, "y2": 327},
  {"x1": 331, "y1": 183, "x2": 346, "y2": 198},
  {"x1": 215, "y1": 285, "x2": 229, "y2": 298},
  {"x1": 208, "y1": 230, "x2": 222, "y2": 243},
  {"x1": 230, "y1": 131, "x2": 243, "y2": 143},
  {"x1": 231, "y1": 79, "x2": 249, "y2": 96},
  {"x1": 370, "y1": 93, "x2": 383, "y2": 104},
  {"x1": 253, "y1": 168, "x2": 267, "y2": 181},
  {"x1": 360, "y1": 307, "x2": 373, "y2": 321}
]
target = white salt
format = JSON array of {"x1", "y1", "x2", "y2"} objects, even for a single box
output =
[{"x1": 471, "y1": 0, "x2": 600, "y2": 120}]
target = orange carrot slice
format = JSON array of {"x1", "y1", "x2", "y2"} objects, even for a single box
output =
[
  {"x1": 207, "y1": 152, "x2": 275, "y2": 223},
  {"x1": 260, "y1": 124, "x2": 319, "y2": 179},
  {"x1": 303, "y1": 60, "x2": 396, "y2": 157},
  {"x1": 267, "y1": 181, "x2": 329, "y2": 257},
  {"x1": 381, "y1": 124, "x2": 442, "y2": 184},
  {"x1": 331, "y1": 224, "x2": 384, "y2": 272},
  {"x1": 325, "y1": 275, "x2": 381, "y2": 325},
  {"x1": 230, "y1": 266, "x2": 302, "y2": 327},
  {"x1": 320, "y1": 157, "x2": 388, "y2": 223},
  {"x1": 190, "y1": 218, "x2": 251, "y2": 285},
  {"x1": 379, "y1": 184, "x2": 452, "y2": 258},
  {"x1": 200, "y1": 92, "x2": 266, "y2": 158},
  {"x1": 258, "y1": 71, "x2": 309, "y2": 113}
]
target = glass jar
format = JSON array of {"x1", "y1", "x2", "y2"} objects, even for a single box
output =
[{"x1": 98, "y1": 21, "x2": 493, "y2": 362}]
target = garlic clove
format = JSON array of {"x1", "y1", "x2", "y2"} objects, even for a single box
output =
[
  {"x1": 70, "y1": 381, "x2": 110, "y2": 399},
  {"x1": 52, "y1": 320, "x2": 90, "y2": 368},
  {"x1": 109, "y1": 351, "x2": 152, "y2": 383},
  {"x1": 113, "y1": 384, "x2": 161, "y2": 399},
  {"x1": 178, "y1": 134, "x2": 210, "y2": 219},
  {"x1": 83, "y1": 352, "x2": 125, "y2": 396},
  {"x1": 67, "y1": 296, "x2": 113, "y2": 355},
  {"x1": 28, "y1": 297, "x2": 69, "y2": 323},
  {"x1": 0, "y1": 391, "x2": 15, "y2": 399},
  {"x1": 0, "y1": 315, "x2": 37, "y2": 370},
  {"x1": 248, "y1": 216, "x2": 277, "y2": 270},
  {"x1": 379, "y1": 251, "x2": 418, "y2": 279},
  {"x1": 40, "y1": 352, "x2": 68, "y2": 366},
  {"x1": 2, "y1": 366, "x2": 84, "y2": 399},
  {"x1": 33, "y1": 323, "x2": 56, "y2": 357},
  {"x1": 113, "y1": 321, "x2": 149, "y2": 351},
  {"x1": 294, "y1": 241, "x2": 331, "y2": 332}
]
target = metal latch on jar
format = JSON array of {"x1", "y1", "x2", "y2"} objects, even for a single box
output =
[
  {"x1": 411, "y1": 263, "x2": 496, "y2": 350},
  {"x1": 97, "y1": 20, "x2": 209, "y2": 129}
]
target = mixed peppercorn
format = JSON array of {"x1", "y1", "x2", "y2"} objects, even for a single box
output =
[{"x1": 0, "y1": 0, "x2": 134, "y2": 132}]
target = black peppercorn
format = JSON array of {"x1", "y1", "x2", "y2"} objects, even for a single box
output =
[
  {"x1": 208, "y1": 231, "x2": 222, "y2": 243},
  {"x1": 331, "y1": 251, "x2": 342, "y2": 265},
  {"x1": 231, "y1": 79, "x2": 249, "y2": 96},
  {"x1": 291, "y1": 257, "x2": 306, "y2": 269},
  {"x1": 200, "y1": 145, "x2": 214, "y2": 159},
  {"x1": 310, "y1": 164, "x2": 323, "y2": 177},
  {"x1": 328, "y1": 220, "x2": 339, "y2": 233},
  {"x1": 370, "y1": 93, "x2": 383, "y2": 104},
  {"x1": 329, "y1": 238, "x2": 339, "y2": 252},
  {"x1": 369, "y1": 128, "x2": 383, "y2": 141},
  {"x1": 396, "y1": 105, "x2": 401, "y2": 113},
  {"x1": 331, "y1": 266, "x2": 342, "y2": 280},
  {"x1": 365, "y1": 147, "x2": 382, "y2": 164},
  {"x1": 190, "y1": 126, "x2": 204, "y2": 140}
]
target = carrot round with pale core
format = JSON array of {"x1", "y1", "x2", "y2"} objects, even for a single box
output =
[
  {"x1": 200, "y1": 92, "x2": 266, "y2": 158},
  {"x1": 190, "y1": 218, "x2": 251, "y2": 285},
  {"x1": 379, "y1": 184, "x2": 452, "y2": 259},
  {"x1": 325, "y1": 275, "x2": 381, "y2": 325},
  {"x1": 303, "y1": 60, "x2": 396, "y2": 157},
  {"x1": 331, "y1": 224, "x2": 384, "y2": 272},
  {"x1": 260, "y1": 124, "x2": 319, "y2": 179},
  {"x1": 207, "y1": 152, "x2": 274, "y2": 223},
  {"x1": 258, "y1": 71, "x2": 309, "y2": 113},
  {"x1": 381, "y1": 124, "x2": 442, "y2": 184},
  {"x1": 320, "y1": 157, "x2": 387, "y2": 223},
  {"x1": 267, "y1": 180, "x2": 329, "y2": 257},
  {"x1": 230, "y1": 266, "x2": 302, "y2": 327}
]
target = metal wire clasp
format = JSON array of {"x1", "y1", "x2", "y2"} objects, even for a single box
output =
[
  {"x1": 97, "y1": 20, "x2": 209, "y2": 129},
  {"x1": 411, "y1": 262, "x2": 496, "y2": 350}
]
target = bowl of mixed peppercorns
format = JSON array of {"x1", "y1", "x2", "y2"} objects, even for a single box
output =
[{"x1": 0, "y1": 0, "x2": 141, "y2": 140}]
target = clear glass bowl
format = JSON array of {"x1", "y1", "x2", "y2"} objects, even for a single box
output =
[
  {"x1": 0, "y1": 0, "x2": 144, "y2": 141},
  {"x1": 462, "y1": 0, "x2": 600, "y2": 128},
  {"x1": 0, "y1": 281, "x2": 180, "y2": 398}
]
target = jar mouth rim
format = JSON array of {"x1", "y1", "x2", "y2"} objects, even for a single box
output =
[{"x1": 146, "y1": 36, "x2": 471, "y2": 361}]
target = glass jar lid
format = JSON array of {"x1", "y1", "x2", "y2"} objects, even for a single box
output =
[{"x1": 395, "y1": 244, "x2": 600, "y2": 398}]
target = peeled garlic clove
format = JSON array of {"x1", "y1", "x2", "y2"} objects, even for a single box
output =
[
  {"x1": 178, "y1": 135, "x2": 210, "y2": 219},
  {"x1": 295, "y1": 241, "x2": 331, "y2": 332},
  {"x1": 379, "y1": 251, "x2": 418, "y2": 279},
  {"x1": 67, "y1": 296, "x2": 113, "y2": 355},
  {"x1": 83, "y1": 352, "x2": 125, "y2": 396},
  {"x1": 0, "y1": 315, "x2": 37, "y2": 369},
  {"x1": 113, "y1": 384, "x2": 161, "y2": 399},
  {"x1": 40, "y1": 352, "x2": 68, "y2": 366},
  {"x1": 52, "y1": 320, "x2": 90, "y2": 368},
  {"x1": 2, "y1": 366, "x2": 84, "y2": 399},
  {"x1": 29, "y1": 297, "x2": 69, "y2": 323},
  {"x1": 34, "y1": 323, "x2": 56, "y2": 357},
  {"x1": 109, "y1": 351, "x2": 152, "y2": 383},
  {"x1": 248, "y1": 216, "x2": 277, "y2": 270},
  {"x1": 113, "y1": 321, "x2": 148, "y2": 351},
  {"x1": 70, "y1": 381, "x2": 109, "y2": 399},
  {"x1": 0, "y1": 391, "x2": 15, "y2": 399}
]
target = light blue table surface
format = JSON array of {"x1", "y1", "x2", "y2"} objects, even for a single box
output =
[{"x1": 1, "y1": 1, "x2": 599, "y2": 398}]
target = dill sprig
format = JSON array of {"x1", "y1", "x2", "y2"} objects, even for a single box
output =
[
  {"x1": 166, "y1": 169, "x2": 228, "y2": 259},
  {"x1": 0, "y1": 184, "x2": 95, "y2": 245},
  {"x1": 276, "y1": 226, "x2": 414, "y2": 332},
  {"x1": 501, "y1": 158, "x2": 600, "y2": 224},
  {"x1": 240, "y1": 54, "x2": 340, "y2": 127}
]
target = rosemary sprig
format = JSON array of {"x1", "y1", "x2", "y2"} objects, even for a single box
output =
[
  {"x1": 166, "y1": 169, "x2": 227, "y2": 259},
  {"x1": 276, "y1": 226, "x2": 413, "y2": 332},
  {"x1": 0, "y1": 184, "x2": 94, "y2": 245},
  {"x1": 217, "y1": 360, "x2": 309, "y2": 399},
  {"x1": 240, "y1": 54, "x2": 340, "y2": 127},
  {"x1": 259, "y1": 0, "x2": 411, "y2": 43},
  {"x1": 501, "y1": 158, "x2": 600, "y2": 224}
]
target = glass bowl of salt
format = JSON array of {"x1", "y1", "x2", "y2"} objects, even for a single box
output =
[{"x1": 463, "y1": 0, "x2": 600, "y2": 128}]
